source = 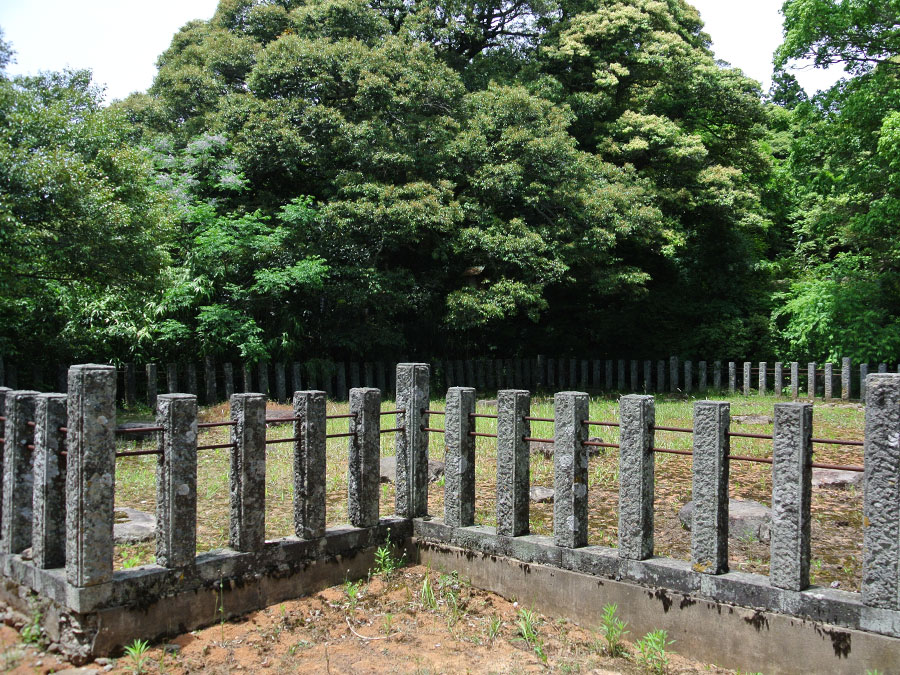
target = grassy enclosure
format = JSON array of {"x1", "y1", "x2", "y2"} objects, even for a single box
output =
[{"x1": 115, "y1": 394, "x2": 865, "y2": 590}]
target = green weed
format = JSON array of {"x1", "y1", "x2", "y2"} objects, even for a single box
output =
[
  {"x1": 635, "y1": 629, "x2": 673, "y2": 674},
  {"x1": 123, "y1": 638, "x2": 151, "y2": 675},
  {"x1": 598, "y1": 603, "x2": 628, "y2": 657},
  {"x1": 515, "y1": 608, "x2": 547, "y2": 664}
]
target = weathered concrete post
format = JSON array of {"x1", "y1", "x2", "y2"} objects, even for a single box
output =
[
  {"x1": 66, "y1": 365, "x2": 116, "y2": 587},
  {"x1": 879, "y1": 363, "x2": 888, "y2": 373},
  {"x1": 656, "y1": 360, "x2": 665, "y2": 393},
  {"x1": 204, "y1": 356, "x2": 217, "y2": 404},
  {"x1": 617, "y1": 359, "x2": 625, "y2": 391},
  {"x1": 186, "y1": 362, "x2": 198, "y2": 396},
  {"x1": 580, "y1": 360, "x2": 589, "y2": 389},
  {"x1": 554, "y1": 392, "x2": 589, "y2": 548},
  {"x1": 567, "y1": 359, "x2": 576, "y2": 390},
  {"x1": 537, "y1": 355, "x2": 546, "y2": 389},
  {"x1": 396, "y1": 363, "x2": 430, "y2": 518},
  {"x1": 758, "y1": 362, "x2": 767, "y2": 396},
  {"x1": 862, "y1": 374, "x2": 900, "y2": 609},
  {"x1": 605, "y1": 360, "x2": 613, "y2": 391},
  {"x1": 630, "y1": 360, "x2": 639, "y2": 392},
  {"x1": 166, "y1": 363, "x2": 178, "y2": 394},
  {"x1": 377, "y1": 361, "x2": 387, "y2": 393},
  {"x1": 229, "y1": 393, "x2": 266, "y2": 552},
  {"x1": 670, "y1": 356, "x2": 679, "y2": 392},
  {"x1": 242, "y1": 363, "x2": 253, "y2": 393},
  {"x1": 293, "y1": 390, "x2": 326, "y2": 539},
  {"x1": 728, "y1": 362, "x2": 736, "y2": 393},
  {"x1": 770, "y1": 402, "x2": 813, "y2": 591},
  {"x1": 348, "y1": 388, "x2": 381, "y2": 528},
  {"x1": 791, "y1": 362, "x2": 799, "y2": 399},
  {"x1": 824, "y1": 362, "x2": 834, "y2": 400},
  {"x1": 124, "y1": 363, "x2": 136, "y2": 407},
  {"x1": 156, "y1": 394, "x2": 197, "y2": 568},
  {"x1": 146, "y1": 363, "x2": 158, "y2": 409},
  {"x1": 842, "y1": 357, "x2": 851, "y2": 401},
  {"x1": 774, "y1": 362, "x2": 784, "y2": 398},
  {"x1": 257, "y1": 362, "x2": 269, "y2": 398},
  {"x1": 699, "y1": 361, "x2": 707, "y2": 392},
  {"x1": 223, "y1": 362, "x2": 235, "y2": 400},
  {"x1": 547, "y1": 359, "x2": 556, "y2": 389},
  {"x1": 684, "y1": 361, "x2": 693, "y2": 394},
  {"x1": 445, "y1": 387, "x2": 476, "y2": 528},
  {"x1": 713, "y1": 361, "x2": 722, "y2": 391},
  {"x1": 743, "y1": 362, "x2": 752, "y2": 396},
  {"x1": 365, "y1": 362, "x2": 375, "y2": 388},
  {"x1": 807, "y1": 362, "x2": 816, "y2": 400},
  {"x1": 32, "y1": 393, "x2": 67, "y2": 569},
  {"x1": 274, "y1": 362, "x2": 287, "y2": 403},
  {"x1": 2, "y1": 391, "x2": 38, "y2": 554},
  {"x1": 336, "y1": 363, "x2": 347, "y2": 401},
  {"x1": 644, "y1": 360, "x2": 652, "y2": 393},
  {"x1": 618, "y1": 395, "x2": 655, "y2": 560},
  {"x1": 691, "y1": 401, "x2": 730, "y2": 575},
  {"x1": 593, "y1": 360, "x2": 602, "y2": 391},
  {"x1": 497, "y1": 389, "x2": 530, "y2": 537},
  {"x1": 860, "y1": 364, "x2": 869, "y2": 403}
]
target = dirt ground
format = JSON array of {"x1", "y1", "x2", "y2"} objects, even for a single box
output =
[{"x1": 0, "y1": 565, "x2": 739, "y2": 674}]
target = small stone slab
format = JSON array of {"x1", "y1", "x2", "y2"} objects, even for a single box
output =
[
  {"x1": 379, "y1": 456, "x2": 444, "y2": 484},
  {"x1": 530, "y1": 486, "x2": 555, "y2": 503},
  {"x1": 113, "y1": 508, "x2": 156, "y2": 544},
  {"x1": 731, "y1": 414, "x2": 773, "y2": 425},
  {"x1": 812, "y1": 468, "x2": 863, "y2": 490},
  {"x1": 679, "y1": 499, "x2": 771, "y2": 544},
  {"x1": 115, "y1": 421, "x2": 157, "y2": 441}
]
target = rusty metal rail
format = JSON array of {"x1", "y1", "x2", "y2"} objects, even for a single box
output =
[
  {"x1": 117, "y1": 449, "x2": 163, "y2": 458},
  {"x1": 197, "y1": 442, "x2": 237, "y2": 451},
  {"x1": 265, "y1": 437, "x2": 300, "y2": 445},
  {"x1": 423, "y1": 427, "x2": 445, "y2": 433},
  {"x1": 524, "y1": 416, "x2": 554, "y2": 423},
  {"x1": 583, "y1": 420, "x2": 619, "y2": 427},
  {"x1": 523, "y1": 436, "x2": 553, "y2": 444},
  {"x1": 381, "y1": 409, "x2": 403, "y2": 416},
  {"x1": 199, "y1": 421, "x2": 236, "y2": 428},
  {"x1": 469, "y1": 432, "x2": 498, "y2": 438},
  {"x1": 469, "y1": 413, "x2": 498, "y2": 419},
  {"x1": 423, "y1": 409, "x2": 445, "y2": 416}
]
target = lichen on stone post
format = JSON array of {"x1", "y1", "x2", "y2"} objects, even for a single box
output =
[
  {"x1": 156, "y1": 394, "x2": 198, "y2": 568},
  {"x1": 2, "y1": 390, "x2": 39, "y2": 554},
  {"x1": 497, "y1": 389, "x2": 530, "y2": 537},
  {"x1": 554, "y1": 392, "x2": 589, "y2": 549},
  {"x1": 444, "y1": 387, "x2": 476, "y2": 528},
  {"x1": 66, "y1": 364, "x2": 116, "y2": 587},
  {"x1": 33, "y1": 393, "x2": 67, "y2": 569},
  {"x1": 395, "y1": 363, "x2": 430, "y2": 518},
  {"x1": 770, "y1": 402, "x2": 813, "y2": 591},
  {"x1": 229, "y1": 393, "x2": 266, "y2": 552},
  {"x1": 293, "y1": 390, "x2": 326, "y2": 538},
  {"x1": 618, "y1": 395, "x2": 655, "y2": 560},
  {"x1": 348, "y1": 387, "x2": 381, "y2": 528},
  {"x1": 691, "y1": 401, "x2": 730, "y2": 575},
  {"x1": 862, "y1": 374, "x2": 900, "y2": 610}
]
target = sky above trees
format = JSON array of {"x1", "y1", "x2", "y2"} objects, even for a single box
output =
[{"x1": 0, "y1": 0, "x2": 842, "y2": 102}]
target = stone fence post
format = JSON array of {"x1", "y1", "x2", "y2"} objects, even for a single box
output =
[
  {"x1": 684, "y1": 361, "x2": 692, "y2": 394},
  {"x1": 396, "y1": 363, "x2": 430, "y2": 518},
  {"x1": 774, "y1": 362, "x2": 783, "y2": 397},
  {"x1": 445, "y1": 387, "x2": 476, "y2": 528},
  {"x1": 497, "y1": 389, "x2": 530, "y2": 537},
  {"x1": 33, "y1": 393, "x2": 67, "y2": 569},
  {"x1": 618, "y1": 395, "x2": 655, "y2": 560},
  {"x1": 656, "y1": 360, "x2": 665, "y2": 393},
  {"x1": 156, "y1": 394, "x2": 197, "y2": 568},
  {"x1": 692, "y1": 401, "x2": 730, "y2": 575},
  {"x1": 824, "y1": 363, "x2": 834, "y2": 400},
  {"x1": 728, "y1": 362, "x2": 736, "y2": 393},
  {"x1": 860, "y1": 364, "x2": 869, "y2": 403},
  {"x1": 807, "y1": 362, "x2": 816, "y2": 400},
  {"x1": 791, "y1": 362, "x2": 799, "y2": 399},
  {"x1": 2, "y1": 390, "x2": 38, "y2": 554},
  {"x1": 349, "y1": 388, "x2": 381, "y2": 528},
  {"x1": 699, "y1": 361, "x2": 707, "y2": 392},
  {"x1": 842, "y1": 357, "x2": 851, "y2": 401},
  {"x1": 743, "y1": 362, "x2": 751, "y2": 396},
  {"x1": 293, "y1": 390, "x2": 326, "y2": 539},
  {"x1": 554, "y1": 392, "x2": 589, "y2": 548},
  {"x1": 713, "y1": 361, "x2": 722, "y2": 391},
  {"x1": 670, "y1": 356, "x2": 679, "y2": 393},
  {"x1": 770, "y1": 402, "x2": 813, "y2": 591},
  {"x1": 124, "y1": 363, "x2": 136, "y2": 407},
  {"x1": 758, "y1": 362, "x2": 767, "y2": 396},
  {"x1": 204, "y1": 357, "x2": 217, "y2": 404},
  {"x1": 146, "y1": 363, "x2": 158, "y2": 408},
  {"x1": 862, "y1": 374, "x2": 900, "y2": 609},
  {"x1": 66, "y1": 364, "x2": 116, "y2": 587},
  {"x1": 229, "y1": 393, "x2": 266, "y2": 552}
]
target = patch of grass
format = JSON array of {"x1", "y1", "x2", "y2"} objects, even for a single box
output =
[
  {"x1": 635, "y1": 629, "x2": 673, "y2": 674},
  {"x1": 515, "y1": 607, "x2": 547, "y2": 664},
  {"x1": 123, "y1": 638, "x2": 151, "y2": 675},
  {"x1": 420, "y1": 574, "x2": 437, "y2": 610},
  {"x1": 597, "y1": 603, "x2": 628, "y2": 657}
]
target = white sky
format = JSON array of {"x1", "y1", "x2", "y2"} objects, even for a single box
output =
[{"x1": 0, "y1": 0, "x2": 843, "y2": 103}]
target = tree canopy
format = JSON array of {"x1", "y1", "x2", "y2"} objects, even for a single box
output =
[{"x1": 2, "y1": 1, "x2": 898, "y2": 367}]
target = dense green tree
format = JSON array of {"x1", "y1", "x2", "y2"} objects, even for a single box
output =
[
  {"x1": 0, "y1": 35, "x2": 170, "y2": 362},
  {"x1": 769, "y1": 0, "x2": 900, "y2": 361}
]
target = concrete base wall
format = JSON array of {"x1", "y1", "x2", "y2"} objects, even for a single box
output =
[{"x1": 416, "y1": 540, "x2": 900, "y2": 675}]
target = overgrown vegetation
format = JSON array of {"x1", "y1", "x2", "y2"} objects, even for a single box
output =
[{"x1": 2, "y1": 1, "x2": 897, "y2": 369}]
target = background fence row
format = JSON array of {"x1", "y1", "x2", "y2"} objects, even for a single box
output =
[{"x1": 1, "y1": 355, "x2": 898, "y2": 406}]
